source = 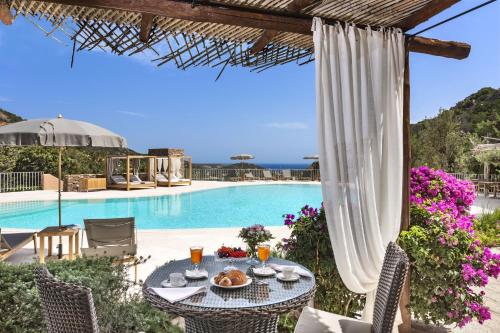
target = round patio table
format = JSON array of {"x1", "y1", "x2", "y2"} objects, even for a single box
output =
[{"x1": 143, "y1": 255, "x2": 316, "y2": 333}]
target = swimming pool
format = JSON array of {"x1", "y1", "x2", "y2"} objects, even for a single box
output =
[{"x1": 0, "y1": 185, "x2": 322, "y2": 229}]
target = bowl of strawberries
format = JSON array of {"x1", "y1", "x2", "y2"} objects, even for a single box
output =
[{"x1": 215, "y1": 246, "x2": 248, "y2": 261}]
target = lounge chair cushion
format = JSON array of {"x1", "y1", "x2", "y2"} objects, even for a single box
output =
[
  {"x1": 111, "y1": 175, "x2": 127, "y2": 184},
  {"x1": 130, "y1": 174, "x2": 142, "y2": 183},
  {"x1": 294, "y1": 306, "x2": 372, "y2": 333},
  {"x1": 156, "y1": 174, "x2": 168, "y2": 182}
]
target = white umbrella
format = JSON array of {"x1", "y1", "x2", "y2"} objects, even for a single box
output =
[
  {"x1": 230, "y1": 153, "x2": 255, "y2": 169},
  {"x1": 0, "y1": 114, "x2": 127, "y2": 257},
  {"x1": 303, "y1": 155, "x2": 319, "y2": 160},
  {"x1": 230, "y1": 154, "x2": 255, "y2": 161}
]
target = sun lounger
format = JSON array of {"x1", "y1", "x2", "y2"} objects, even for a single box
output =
[
  {"x1": 282, "y1": 169, "x2": 294, "y2": 180},
  {"x1": 81, "y1": 217, "x2": 139, "y2": 282},
  {"x1": 244, "y1": 172, "x2": 255, "y2": 181},
  {"x1": 224, "y1": 169, "x2": 240, "y2": 182},
  {"x1": 263, "y1": 170, "x2": 274, "y2": 181},
  {"x1": 0, "y1": 228, "x2": 37, "y2": 261}
]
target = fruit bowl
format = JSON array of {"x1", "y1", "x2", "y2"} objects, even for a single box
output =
[{"x1": 214, "y1": 246, "x2": 248, "y2": 261}]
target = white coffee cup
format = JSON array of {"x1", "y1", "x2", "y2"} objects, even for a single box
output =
[
  {"x1": 170, "y1": 272, "x2": 186, "y2": 286},
  {"x1": 282, "y1": 266, "x2": 295, "y2": 279}
]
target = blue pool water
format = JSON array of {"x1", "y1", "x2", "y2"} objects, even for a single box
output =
[{"x1": 0, "y1": 185, "x2": 322, "y2": 230}]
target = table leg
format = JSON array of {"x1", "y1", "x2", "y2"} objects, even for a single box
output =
[
  {"x1": 48, "y1": 236, "x2": 53, "y2": 257},
  {"x1": 69, "y1": 235, "x2": 74, "y2": 260},
  {"x1": 39, "y1": 236, "x2": 45, "y2": 264},
  {"x1": 75, "y1": 230, "x2": 80, "y2": 256}
]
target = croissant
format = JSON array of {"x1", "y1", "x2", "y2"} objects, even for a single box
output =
[
  {"x1": 226, "y1": 269, "x2": 247, "y2": 285},
  {"x1": 219, "y1": 276, "x2": 232, "y2": 286}
]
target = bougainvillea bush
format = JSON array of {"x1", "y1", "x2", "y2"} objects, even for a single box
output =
[
  {"x1": 277, "y1": 206, "x2": 365, "y2": 318},
  {"x1": 399, "y1": 166, "x2": 499, "y2": 327},
  {"x1": 279, "y1": 167, "x2": 499, "y2": 330}
]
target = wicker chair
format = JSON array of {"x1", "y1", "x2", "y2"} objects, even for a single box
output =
[
  {"x1": 35, "y1": 267, "x2": 100, "y2": 333},
  {"x1": 294, "y1": 242, "x2": 409, "y2": 333}
]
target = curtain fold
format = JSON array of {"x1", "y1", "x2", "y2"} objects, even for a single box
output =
[{"x1": 312, "y1": 18, "x2": 404, "y2": 328}]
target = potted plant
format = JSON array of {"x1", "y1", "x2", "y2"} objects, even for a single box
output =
[{"x1": 238, "y1": 224, "x2": 274, "y2": 265}]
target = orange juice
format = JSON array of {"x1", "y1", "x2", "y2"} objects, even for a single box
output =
[
  {"x1": 190, "y1": 246, "x2": 203, "y2": 265},
  {"x1": 258, "y1": 244, "x2": 270, "y2": 262}
]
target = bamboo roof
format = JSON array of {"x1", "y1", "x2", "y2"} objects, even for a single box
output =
[{"x1": 7, "y1": 0, "x2": 465, "y2": 71}]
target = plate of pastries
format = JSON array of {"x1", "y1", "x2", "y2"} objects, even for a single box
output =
[{"x1": 210, "y1": 269, "x2": 252, "y2": 289}]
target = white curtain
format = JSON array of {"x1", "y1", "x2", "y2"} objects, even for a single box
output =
[{"x1": 312, "y1": 18, "x2": 405, "y2": 327}]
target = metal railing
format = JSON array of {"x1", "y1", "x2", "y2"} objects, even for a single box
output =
[
  {"x1": 0, "y1": 171, "x2": 44, "y2": 193},
  {"x1": 189, "y1": 168, "x2": 320, "y2": 181},
  {"x1": 449, "y1": 173, "x2": 500, "y2": 181}
]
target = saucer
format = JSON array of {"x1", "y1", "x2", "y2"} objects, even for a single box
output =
[
  {"x1": 277, "y1": 272, "x2": 300, "y2": 282},
  {"x1": 253, "y1": 267, "x2": 276, "y2": 277},
  {"x1": 185, "y1": 269, "x2": 209, "y2": 279},
  {"x1": 161, "y1": 279, "x2": 187, "y2": 288}
]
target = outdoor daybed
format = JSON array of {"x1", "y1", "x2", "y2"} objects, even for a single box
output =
[
  {"x1": 106, "y1": 155, "x2": 157, "y2": 191},
  {"x1": 155, "y1": 156, "x2": 192, "y2": 187}
]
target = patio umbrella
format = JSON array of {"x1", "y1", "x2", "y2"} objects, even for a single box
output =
[
  {"x1": 0, "y1": 115, "x2": 127, "y2": 257},
  {"x1": 303, "y1": 155, "x2": 319, "y2": 160},
  {"x1": 230, "y1": 154, "x2": 254, "y2": 169}
]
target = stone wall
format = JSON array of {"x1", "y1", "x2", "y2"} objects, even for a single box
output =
[
  {"x1": 64, "y1": 174, "x2": 104, "y2": 192},
  {"x1": 148, "y1": 148, "x2": 184, "y2": 157}
]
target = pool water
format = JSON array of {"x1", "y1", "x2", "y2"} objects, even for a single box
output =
[{"x1": 0, "y1": 185, "x2": 322, "y2": 229}]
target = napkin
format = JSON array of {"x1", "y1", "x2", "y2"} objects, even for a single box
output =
[
  {"x1": 149, "y1": 286, "x2": 206, "y2": 303},
  {"x1": 268, "y1": 264, "x2": 313, "y2": 278}
]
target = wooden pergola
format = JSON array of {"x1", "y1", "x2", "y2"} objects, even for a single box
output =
[{"x1": 1, "y1": 1, "x2": 474, "y2": 331}]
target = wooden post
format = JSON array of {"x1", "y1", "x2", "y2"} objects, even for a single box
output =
[
  {"x1": 399, "y1": 43, "x2": 412, "y2": 333},
  {"x1": 126, "y1": 156, "x2": 130, "y2": 191},
  {"x1": 168, "y1": 156, "x2": 172, "y2": 187},
  {"x1": 188, "y1": 157, "x2": 192, "y2": 185}
]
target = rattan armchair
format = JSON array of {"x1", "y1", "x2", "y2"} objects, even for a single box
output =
[
  {"x1": 35, "y1": 267, "x2": 100, "y2": 333},
  {"x1": 294, "y1": 242, "x2": 409, "y2": 333}
]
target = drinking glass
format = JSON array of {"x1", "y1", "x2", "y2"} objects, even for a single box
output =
[
  {"x1": 190, "y1": 246, "x2": 203, "y2": 271},
  {"x1": 257, "y1": 244, "x2": 270, "y2": 268}
]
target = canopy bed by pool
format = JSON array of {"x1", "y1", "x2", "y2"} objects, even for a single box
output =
[
  {"x1": 155, "y1": 155, "x2": 192, "y2": 187},
  {"x1": 106, "y1": 155, "x2": 157, "y2": 191}
]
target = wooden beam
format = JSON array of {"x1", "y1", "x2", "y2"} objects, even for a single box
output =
[
  {"x1": 139, "y1": 13, "x2": 154, "y2": 43},
  {"x1": 32, "y1": 0, "x2": 471, "y2": 60},
  {"x1": 399, "y1": 42, "x2": 412, "y2": 333},
  {"x1": 250, "y1": 0, "x2": 320, "y2": 54},
  {"x1": 33, "y1": 0, "x2": 312, "y2": 34},
  {"x1": 408, "y1": 36, "x2": 470, "y2": 60},
  {"x1": 250, "y1": 29, "x2": 279, "y2": 54},
  {"x1": 396, "y1": 0, "x2": 460, "y2": 31},
  {"x1": 0, "y1": 2, "x2": 13, "y2": 25}
]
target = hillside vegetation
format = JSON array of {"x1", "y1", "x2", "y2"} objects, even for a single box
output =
[{"x1": 411, "y1": 87, "x2": 499, "y2": 174}]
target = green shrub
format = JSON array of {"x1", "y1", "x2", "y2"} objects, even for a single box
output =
[
  {"x1": 474, "y1": 209, "x2": 499, "y2": 247},
  {"x1": 0, "y1": 257, "x2": 181, "y2": 333},
  {"x1": 276, "y1": 205, "x2": 365, "y2": 332}
]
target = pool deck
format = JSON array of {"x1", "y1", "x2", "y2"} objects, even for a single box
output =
[
  {"x1": 2, "y1": 226, "x2": 292, "y2": 282},
  {"x1": 0, "y1": 180, "x2": 320, "y2": 203}
]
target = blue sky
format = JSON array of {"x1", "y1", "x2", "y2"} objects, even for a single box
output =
[{"x1": 0, "y1": 1, "x2": 498, "y2": 163}]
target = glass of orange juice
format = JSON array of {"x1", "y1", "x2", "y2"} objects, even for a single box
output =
[
  {"x1": 257, "y1": 244, "x2": 270, "y2": 268},
  {"x1": 190, "y1": 246, "x2": 204, "y2": 271}
]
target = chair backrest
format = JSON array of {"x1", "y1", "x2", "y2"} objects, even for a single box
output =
[
  {"x1": 35, "y1": 267, "x2": 100, "y2": 333},
  {"x1": 263, "y1": 170, "x2": 272, "y2": 178},
  {"x1": 283, "y1": 169, "x2": 291, "y2": 177},
  {"x1": 372, "y1": 242, "x2": 410, "y2": 333},
  {"x1": 84, "y1": 217, "x2": 136, "y2": 248}
]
